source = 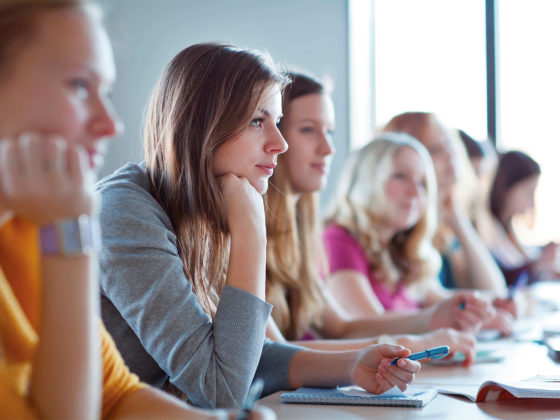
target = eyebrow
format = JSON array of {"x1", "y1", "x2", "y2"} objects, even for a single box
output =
[{"x1": 258, "y1": 108, "x2": 283, "y2": 120}]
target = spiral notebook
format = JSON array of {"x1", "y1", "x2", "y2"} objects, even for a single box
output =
[{"x1": 281, "y1": 385, "x2": 437, "y2": 408}]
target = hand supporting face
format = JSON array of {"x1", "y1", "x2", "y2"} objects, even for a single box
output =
[
  {"x1": 0, "y1": 133, "x2": 95, "y2": 224},
  {"x1": 218, "y1": 173, "x2": 266, "y2": 241}
]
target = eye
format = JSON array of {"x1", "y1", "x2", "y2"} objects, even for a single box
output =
[
  {"x1": 394, "y1": 172, "x2": 407, "y2": 180},
  {"x1": 250, "y1": 118, "x2": 264, "y2": 128},
  {"x1": 300, "y1": 127, "x2": 314, "y2": 134},
  {"x1": 69, "y1": 78, "x2": 90, "y2": 99}
]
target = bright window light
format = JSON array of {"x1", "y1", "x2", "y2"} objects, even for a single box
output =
[{"x1": 498, "y1": 0, "x2": 560, "y2": 245}]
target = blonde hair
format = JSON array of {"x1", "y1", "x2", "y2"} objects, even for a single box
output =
[
  {"x1": 265, "y1": 72, "x2": 327, "y2": 340},
  {"x1": 144, "y1": 43, "x2": 288, "y2": 318},
  {"x1": 326, "y1": 132, "x2": 441, "y2": 288},
  {"x1": 381, "y1": 112, "x2": 472, "y2": 253}
]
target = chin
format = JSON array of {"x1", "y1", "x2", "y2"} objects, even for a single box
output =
[{"x1": 252, "y1": 179, "x2": 268, "y2": 195}]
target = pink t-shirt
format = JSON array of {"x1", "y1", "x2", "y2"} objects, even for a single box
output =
[{"x1": 323, "y1": 224, "x2": 419, "y2": 312}]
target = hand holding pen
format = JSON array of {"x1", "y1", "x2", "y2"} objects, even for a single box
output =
[{"x1": 391, "y1": 346, "x2": 450, "y2": 366}]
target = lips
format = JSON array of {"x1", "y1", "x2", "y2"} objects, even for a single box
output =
[
  {"x1": 311, "y1": 162, "x2": 329, "y2": 175},
  {"x1": 256, "y1": 162, "x2": 276, "y2": 176}
]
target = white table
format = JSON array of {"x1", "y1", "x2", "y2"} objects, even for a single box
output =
[{"x1": 259, "y1": 287, "x2": 560, "y2": 420}]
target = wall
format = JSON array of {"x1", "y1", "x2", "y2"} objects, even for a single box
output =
[{"x1": 99, "y1": 0, "x2": 350, "y2": 208}]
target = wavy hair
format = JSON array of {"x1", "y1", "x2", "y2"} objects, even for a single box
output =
[
  {"x1": 265, "y1": 72, "x2": 327, "y2": 340},
  {"x1": 326, "y1": 132, "x2": 441, "y2": 288},
  {"x1": 144, "y1": 43, "x2": 288, "y2": 317}
]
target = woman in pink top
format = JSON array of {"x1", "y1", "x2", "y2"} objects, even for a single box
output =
[
  {"x1": 324, "y1": 223, "x2": 419, "y2": 312},
  {"x1": 324, "y1": 132, "x2": 513, "y2": 341},
  {"x1": 324, "y1": 132, "x2": 443, "y2": 315}
]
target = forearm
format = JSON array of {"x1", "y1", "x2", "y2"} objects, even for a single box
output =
[
  {"x1": 289, "y1": 337, "x2": 377, "y2": 351},
  {"x1": 30, "y1": 255, "x2": 101, "y2": 420},
  {"x1": 108, "y1": 387, "x2": 224, "y2": 420},
  {"x1": 339, "y1": 311, "x2": 431, "y2": 338},
  {"x1": 452, "y1": 216, "x2": 506, "y2": 293},
  {"x1": 288, "y1": 349, "x2": 357, "y2": 389},
  {"x1": 227, "y1": 232, "x2": 266, "y2": 300}
]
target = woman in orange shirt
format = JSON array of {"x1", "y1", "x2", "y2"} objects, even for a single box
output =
[{"x1": 0, "y1": 1, "x2": 270, "y2": 418}]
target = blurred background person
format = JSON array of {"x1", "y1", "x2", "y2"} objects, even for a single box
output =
[{"x1": 483, "y1": 150, "x2": 559, "y2": 286}]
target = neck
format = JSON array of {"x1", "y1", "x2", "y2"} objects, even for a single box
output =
[{"x1": 377, "y1": 224, "x2": 397, "y2": 246}]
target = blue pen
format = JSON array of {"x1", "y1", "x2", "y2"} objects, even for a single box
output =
[
  {"x1": 236, "y1": 378, "x2": 264, "y2": 420},
  {"x1": 390, "y1": 345, "x2": 450, "y2": 366},
  {"x1": 508, "y1": 271, "x2": 529, "y2": 300}
]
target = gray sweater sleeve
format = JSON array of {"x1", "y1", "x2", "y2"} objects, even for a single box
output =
[{"x1": 96, "y1": 164, "x2": 289, "y2": 408}]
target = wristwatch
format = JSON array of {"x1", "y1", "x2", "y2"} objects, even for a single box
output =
[{"x1": 40, "y1": 215, "x2": 100, "y2": 256}]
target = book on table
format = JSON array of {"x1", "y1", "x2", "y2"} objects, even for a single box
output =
[
  {"x1": 437, "y1": 378, "x2": 560, "y2": 402},
  {"x1": 280, "y1": 385, "x2": 437, "y2": 408}
]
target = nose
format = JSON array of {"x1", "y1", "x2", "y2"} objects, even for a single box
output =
[
  {"x1": 319, "y1": 131, "x2": 335, "y2": 156},
  {"x1": 89, "y1": 96, "x2": 124, "y2": 140},
  {"x1": 265, "y1": 125, "x2": 288, "y2": 155}
]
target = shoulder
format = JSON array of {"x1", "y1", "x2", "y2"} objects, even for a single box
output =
[
  {"x1": 96, "y1": 163, "x2": 171, "y2": 229},
  {"x1": 323, "y1": 224, "x2": 361, "y2": 249},
  {"x1": 96, "y1": 162, "x2": 152, "y2": 204}
]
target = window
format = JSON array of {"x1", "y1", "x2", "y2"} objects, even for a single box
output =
[
  {"x1": 498, "y1": 0, "x2": 560, "y2": 245},
  {"x1": 373, "y1": 0, "x2": 487, "y2": 141}
]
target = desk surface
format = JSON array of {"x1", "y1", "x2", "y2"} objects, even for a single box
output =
[{"x1": 259, "y1": 286, "x2": 560, "y2": 420}]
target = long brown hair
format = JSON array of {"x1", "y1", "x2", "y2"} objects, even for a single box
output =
[
  {"x1": 144, "y1": 43, "x2": 288, "y2": 317},
  {"x1": 265, "y1": 72, "x2": 327, "y2": 340},
  {"x1": 0, "y1": 0, "x2": 97, "y2": 76}
]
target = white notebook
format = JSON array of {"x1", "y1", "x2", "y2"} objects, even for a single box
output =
[{"x1": 281, "y1": 385, "x2": 437, "y2": 408}]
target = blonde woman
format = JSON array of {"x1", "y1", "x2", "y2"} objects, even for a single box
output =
[
  {"x1": 380, "y1": 112, "x2": 514, "y2": 334},
  {"x1": 264, "y1": 73, "x2": 488, "y2": 365},
  {"x1": 324, "y1": 133, "x2": 447, "y2": 314},
  {"x1": 325, "y1": 130, "x2": 512, "y2": 337},
  {"x1": 382, "y1": 112, "x2": 506, "y2": 293}
]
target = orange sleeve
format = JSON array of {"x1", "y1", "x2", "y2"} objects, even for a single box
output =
[
  {"x1": 0, "y1": 218, "x2": 41, "y2": 330},
  {"x1": 0, "y1": 374, "x2": 39, "y2": 419},
  {"x1": 100, "y1": 324, "x2": 147, "y2": 419}
]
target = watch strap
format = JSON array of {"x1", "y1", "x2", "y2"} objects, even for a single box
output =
[{"x1": 40, "y1": 215, "x2": 100, "y2": 256}]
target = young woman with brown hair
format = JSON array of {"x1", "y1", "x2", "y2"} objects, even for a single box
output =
[{"x1": 97, "y1": 44, "x2": 421, "y2": 409}]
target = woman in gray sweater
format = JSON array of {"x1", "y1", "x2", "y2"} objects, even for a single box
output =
[{"x1": 97, "y1": 42, "x2": 420, "y2": 409}]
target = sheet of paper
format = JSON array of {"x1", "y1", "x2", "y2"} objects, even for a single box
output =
[{"x1": 337, "y1": 385, "x2": 405, "y2": 397}]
